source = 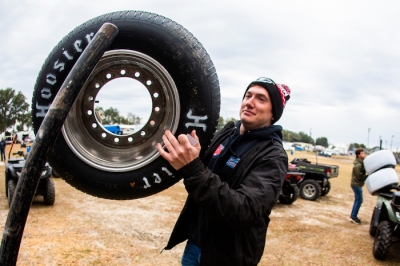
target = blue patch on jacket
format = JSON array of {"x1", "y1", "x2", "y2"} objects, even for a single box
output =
[{"x1": 226, "y1": 156, "x2": 240, "y2": 168}]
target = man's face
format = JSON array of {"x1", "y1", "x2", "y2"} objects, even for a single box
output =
[
  {"x1": 358, "y1": 151, "x2": 366, "y2": 159},
  {"x1": 240, "y1": 85, "x2": 274, "y2": 131}
]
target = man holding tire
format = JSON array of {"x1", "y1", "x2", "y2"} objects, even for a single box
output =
[{"x1": 158, "y1": 77, "x2": 291, "y2": 266}]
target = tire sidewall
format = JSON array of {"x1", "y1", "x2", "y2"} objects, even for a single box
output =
[{"x1": 369, "y1": 208, "x2": 378, "y2": 237}]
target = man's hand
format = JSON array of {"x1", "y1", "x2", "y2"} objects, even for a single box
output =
[{"x1": 156, "y1": 130, "x2": 201, "y2": 170}]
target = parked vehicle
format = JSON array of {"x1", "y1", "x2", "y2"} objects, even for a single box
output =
[
  {"x1": 369, "y1": 186, "x2": 400, "y2": 260},
  {"x1": 5, "y1": 151, "x2": 55, "y2": 207},
  {"x1": 290, "y1": 158, "x2": 339, "y2": 201},
  {"x1": 103, "y1": 125, "x2": 123, "y2": 135},
  {"x1": 294, "y1": 145, "x2": 304, "y2": 151},
  {"x1": 278, "y1": 165, "x2": 305, "y2": 204},
  {"x1": 318, "y1": 150, "x2": 332, "y2": 157},
  {"x1": 364, "y1": 150, "x2": 399, "y2": 260}
]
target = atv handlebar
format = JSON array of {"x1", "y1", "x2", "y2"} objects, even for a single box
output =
[{"x1": 12, "y1": 151, "x2": 25, "y2": 157}]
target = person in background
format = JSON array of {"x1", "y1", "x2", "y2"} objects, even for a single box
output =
[
  {"x1": 0, "y1": 138, "x2": 6, "y2": 161},
  {"x1": 158, "y1": 77, "x2": 291, "y2": 266},
  {"x1": 349, "y1": 148, "x2": 367, "y2": 224}
]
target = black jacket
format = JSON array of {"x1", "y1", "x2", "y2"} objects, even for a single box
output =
[{"x1": 164, "y1": 121, "x2": 288, "y2": 266}]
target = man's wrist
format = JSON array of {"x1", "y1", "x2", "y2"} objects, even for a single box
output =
[{"x1": 177, "y1": 157, "x2": 205, "y2": 178}]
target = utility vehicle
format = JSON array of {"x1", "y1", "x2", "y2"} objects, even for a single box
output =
[
  {"x1": 290, "y1": 158, "x2": 339, "y2": 201},
  {"x1": 5, "y1": 150, "x2": 55, "y2": 207}
]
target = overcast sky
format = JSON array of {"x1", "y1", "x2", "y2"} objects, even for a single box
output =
[{"x1": 1, "y1": 0, "x2": 399, "y2": 150}]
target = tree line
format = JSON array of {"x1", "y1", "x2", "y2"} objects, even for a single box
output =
[{"x1": 94, "y1": 106, "x2": 142, "y2": 125}]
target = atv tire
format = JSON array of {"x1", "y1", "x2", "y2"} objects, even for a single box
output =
[
  {"x1": 279, "y1": 184, "x2": 299, "y2": 205},
  {"x1": 299, "y1": 179, "x2": 321, "y2": 201},
  {"x1": 43, "y1": 178, "x2": 55, "y2": 206},
  {"x1": 7, "y1": 179, "x2": 17, "y2": 207},
  {"x1": 320, "y1": 180, "x2": 331, "y2": 196},
  {"x1": 369, "y1": 208, "x2": 379, "y2": 237},
  {"x1": 373, "y1": 220, "x2": 392, "y2": 260},
  {"x1": 31, "y1": 11, "x2": 220, "y2": 200}
]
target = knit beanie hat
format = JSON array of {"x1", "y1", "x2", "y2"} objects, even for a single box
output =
[{"x1": 244, "y1": 77, "x2": 291, "y2": 124}]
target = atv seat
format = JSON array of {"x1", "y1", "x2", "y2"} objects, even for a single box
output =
[{"x1": 7, "y1": 158, "x2": 25, "y2": 165}]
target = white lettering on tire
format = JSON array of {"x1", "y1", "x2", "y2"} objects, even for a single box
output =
[
  {"x1": 185, "y1": 109, "x2": 208, "y2": 131},
  {"x1": 35, "y1": 32, "x2": 95, "y2": 119}
]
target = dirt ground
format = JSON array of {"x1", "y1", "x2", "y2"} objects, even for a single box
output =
[{"x1": 0, "y1": 145, "x2": 400, "y2": 265}]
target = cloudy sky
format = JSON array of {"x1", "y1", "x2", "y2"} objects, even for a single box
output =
[{"x1": 1, "y1": 0, "x2": 399, "y2": 150}]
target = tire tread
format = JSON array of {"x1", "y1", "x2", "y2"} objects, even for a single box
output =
[{"x1": 373, "y1": 220, "x2": 392, "y2": 260}]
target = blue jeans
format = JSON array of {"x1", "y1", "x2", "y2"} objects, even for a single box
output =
[
  {"x1": 0, "y1": 149, "x2": 5, "y2": 161},
  {"x1": 181, "y1": 239, "x2": 201, "y2": 266},
  {"x1": 351, "y1": 186, "x2": 363, "y2": 219}
]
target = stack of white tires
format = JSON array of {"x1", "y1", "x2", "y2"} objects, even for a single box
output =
[{"x1": 364, "y1": 150, "x2": 398, "y2": 195}]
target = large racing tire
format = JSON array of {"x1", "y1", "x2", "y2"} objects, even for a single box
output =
[
  {"x1": 31, "y1": 11, "x2": 220, "y2": 200},
  {"x1": 373, "y1": 221, "x2": 392, "y2": 260},
  {"x1": 364, "y1": 150, "x2": 396, "y2": 174},
  {"x1": 7, "y1": 179, "x2": 17, "y2": 207},
  {"x1": 299, "y1": 179, "x2": 321, "y2": 201},
  {"x1": 43, "y1": 178, "x2": 55, "y2": 206}
]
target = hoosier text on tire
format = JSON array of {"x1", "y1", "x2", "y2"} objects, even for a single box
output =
[{"x1": 32, "y1": 11, "x2": 220, "y2": 200}]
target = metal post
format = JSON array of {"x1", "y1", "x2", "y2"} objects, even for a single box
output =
[
  {"x1": 0, "y1": 23, "x2": 119, "y2": 266},
  {"x1": 390, "y1": 135, "x2": 394, "y2": 152}
]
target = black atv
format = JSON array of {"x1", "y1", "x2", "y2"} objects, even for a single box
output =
[
  {"x1": 278, "y1": 165, "x2": 305, "y2": 205},
  {"x1": 5, "y1": 151, "x2": 55, "y2": 207}
]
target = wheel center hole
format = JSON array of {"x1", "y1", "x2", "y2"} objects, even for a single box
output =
[{"x1": 94, "y1": 77, "x2": 152, "y2": 135}]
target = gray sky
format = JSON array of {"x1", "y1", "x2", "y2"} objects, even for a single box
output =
[{"x1": 1, "y1": 0, "x2": 399, "y2": 150}]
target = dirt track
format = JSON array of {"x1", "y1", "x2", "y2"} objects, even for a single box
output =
[{"x1": 0, "y1": 149, "x2": 400, "y2": 265}]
